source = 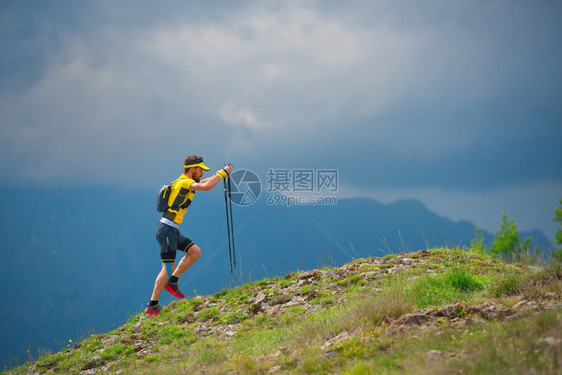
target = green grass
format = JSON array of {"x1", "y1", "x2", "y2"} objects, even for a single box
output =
[
  {"x1": 5, "y1": 248, "x2": 561, "y2": 375},
  {"x1": 400, "y1": 266, "x2": 485, "y2": 308}
]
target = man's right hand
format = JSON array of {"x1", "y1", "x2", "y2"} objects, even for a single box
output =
[
  {"x1": 216, "y1": 164, "x2": 232, "y2": 179},
  {"x1": 224, "y1": 164, "x2": 232, "y2": 175}
]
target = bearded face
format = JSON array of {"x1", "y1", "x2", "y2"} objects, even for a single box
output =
[{"x1": 193, "y1": 167, "x2": 203, "y2": 182}]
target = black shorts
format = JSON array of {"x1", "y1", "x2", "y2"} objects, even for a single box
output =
[{"x1": 155, "y1": 222, "x2": 196, "y2": 263}]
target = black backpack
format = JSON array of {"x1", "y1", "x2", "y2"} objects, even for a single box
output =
[{"x1": 156, "y1": 183, "x2": 173, "y2": 212}]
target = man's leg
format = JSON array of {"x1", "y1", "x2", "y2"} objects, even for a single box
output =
[
  {"x1": 147, "y1": 222, "x2": 181, "y2": 315},
  {"x1": 150, "y1": 262, "x2": 175, "y2": 301},
  {"x1": 145, "y1": 261, "x2": 175, "y2": 315},
  {"x1": 164, "y1": 243, "x2": 201, "y2": 299},
  {"x1": 172, "y1": 244, "x2": 202, "y2": 277}
]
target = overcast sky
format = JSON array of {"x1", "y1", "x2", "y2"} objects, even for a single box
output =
[{"x1": 1, "y1": 0, "x2": 561, "y2": 240}]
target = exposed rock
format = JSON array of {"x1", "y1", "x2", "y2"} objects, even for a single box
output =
[
  {"x1": 177, "y1": 313, "x2": 196, "y2": 324},
  {"x1": 299, "y1": 269, "x2": 321, "y2": 280},
  {"x1": 133, "y1": 339, "x2": 149, "y2": 353},
  {"x1": 270, "y1": 294, "x2": 292, "y2": 306},
  {"x1": 265, "y1": 305, "x2": 281, "y2": 316},
  {"x1": 426, "y1": 349, "x2": 448, "y2": 361},
  {"x1": 81, "y1": 355, "x2": 104, "y2": 371},
  {"x1": 321, "y1": 331, "x2": 350, "y2": 350},
  {"x1": 392, "y1": 313, "x2": 430, "y2": 326},
  {"x1": 336, "y1": 267, "x2": 354, "y2": 279},
  {"x1": 435, "y1": 305, "x2": 462, "y2": 319},
  {"x1": 477, "y1": 301, "x2": 498, "y2": 319},
  {"x1": 496, "y1": 308, "x2": 517, "y2": 321},
  {"x1": 381, "y1": 257, "x2": 395, "y2": 265},
  {"x1": 377, "y1": 315, "x2": 394, "y2": 326},
  {"x1": 195, "y1": 325, "x2": 211, "y2": 335},
  {"x1": 268, "y1": 365, "x2": 283, "y2": 373},
  {"x1": 449, "y1": 318, "x2": 472, "y2": 328},
  {"x1": 401, "y1": 258, "x2": 414, "y2": 265},
  {"x1": 361, "y1": 271, "x2": 382, "y2": 279},
  {"x1": 325, "y1": 351, "x2": 337, "y2": 359},
  {"x1": 250, "y1": 291, "x2": 268, "y2": 314},
  {"x1": 454, "y1": 300, "x2": 470, "y2": 310},
  {"x1": 284, "y1": 296, "x2": 304, "y2": 307},
  {"x1": 255, "y1": 291, "x2": 267, "y2": 305},
  {"x1": 538, "y1": 336, "x2": 558, "y2": 348}
]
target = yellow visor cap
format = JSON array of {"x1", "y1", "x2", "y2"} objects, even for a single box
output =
[{"x1": 184, "y1": 161, "x2": 210, "y2": 171}]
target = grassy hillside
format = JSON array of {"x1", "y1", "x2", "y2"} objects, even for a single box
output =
[{"x1": 5, "y1": 248, "x2": 561, "y2": 374}]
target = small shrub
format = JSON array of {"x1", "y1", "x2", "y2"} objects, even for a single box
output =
[
  {"x1": 445, "y1": 268, "x2": 483, "y2": 292},
  {"x1": 276, "y1": 279, "x2": 293, "y2": 288},
  {"x1": 490, "y1": 213, "x2": 531, "y2": 259},
  {"x1": 411, "y1": 275, "x2": 456, "y2": 308},
  {"x1": 190, "y1": 297, "x2": 205, "y2": 310},
  {"x1": 471, "y1": 228, "x2": 487, "y2": 253},
  {"x1": 144, "y1": 355, "x2": 159, "y2": 363},
  {"x1": 198, "y1": 306, "x2": 219, "y2": 321},
  {"x1": 554, "y1": 199, "x2": 562, "y2": 246},
  {"x1": 213, "y1": 289, "x2": 228, "y2": 298},
  {"x1": 252, "y1": 279, "x2": 269, "y2": 287},
  {"x1": 220, "y1": 311, "x2": 249, "y2": 325},
  {"x1": 101, "y1": 343, "x2": 125, "y2": 360},
  {"x1": 337, "y1": 275, "x2": 361, "y2": 286},
  {"x1": 300, "y1": 285, "x2": 314, "y2": 296},
  {"x1": 159, "y1": 325, "x2": 187, "y2": 344},
  {"x1": 310, "y1": 293, "x2": 334, "y2": 306}
]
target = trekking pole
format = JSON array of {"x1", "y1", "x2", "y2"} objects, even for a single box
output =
[
  {"x1": 223, "y1": 165, "x2": 236, "y2": 275},
  {"x1": 227, "y1": 173, "x2": 236, "y2": 269},
  {"x1": 223, "y1": 176, "x2": 233, "y2": 275}
]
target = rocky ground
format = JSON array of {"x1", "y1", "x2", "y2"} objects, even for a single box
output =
[{"x1": 16, "y1": 250, "x2": 562, "y2": 375}]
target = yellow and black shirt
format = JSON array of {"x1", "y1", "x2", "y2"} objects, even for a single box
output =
[{"x1": 162, "y1": 175, "x2": 195, "y2": 225}]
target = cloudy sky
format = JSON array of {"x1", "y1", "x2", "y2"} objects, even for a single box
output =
[{"x1": 1, "y1": 0, "x2": 561, "y2": 240}]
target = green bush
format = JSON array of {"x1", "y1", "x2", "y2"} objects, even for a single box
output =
[
  {"x1": 198, "y1": 306, "x2": 219, "y2": 321},
  {"x1": 554, "y1": 199, "x2": 562, "y2": 246},
  {"x1": 411, "y1": 275, "x2": 457, "y2": 308},
  {"x1": 219, "y1": 311, "x2": 249, "y2": 325},
  {"x1": 490, "y1": 213, "x2": 531, "y2": 259},
  {"x1": 471, "y1": 228, "x2": 487, "y2": 253},
  {"x1": 445, "y1": 267, "x2": 483, "y2": 292},
  {"x1": 408, "y1": 267, "x2": 483, "y2": 308}
]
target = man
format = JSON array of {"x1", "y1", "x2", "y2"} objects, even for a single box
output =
[{"x1": 145, "y1": 154, "x2": 232, "y2": 316}]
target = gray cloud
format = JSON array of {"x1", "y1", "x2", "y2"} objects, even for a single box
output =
[{"x1": 0, "y1": 0, "x2": 560, "y2": 237}]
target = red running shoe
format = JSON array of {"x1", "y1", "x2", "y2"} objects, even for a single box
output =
[
  {"x1": 165, "y1": 282, "x2": 185, "y2": 298},
  {"x1": 144, "y1": 303, "x2": 161, "y2": 316}
]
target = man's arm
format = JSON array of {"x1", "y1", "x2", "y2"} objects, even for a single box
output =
[{"x1": 190, "y1": 165, "x2": 232, "y2": 191}]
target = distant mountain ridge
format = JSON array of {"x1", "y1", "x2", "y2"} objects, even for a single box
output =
[{"x1": 0, "y1": 186, "x2": 552, "y2": 368}]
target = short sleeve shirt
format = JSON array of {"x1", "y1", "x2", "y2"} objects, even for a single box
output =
[{"x1": 162, "y1": 175, "x2": 195, "y2": 224}]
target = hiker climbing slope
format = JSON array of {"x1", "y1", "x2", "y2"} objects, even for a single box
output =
[{"x1": 145, "y1": 154, "x2": 231, "y2": 316}]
